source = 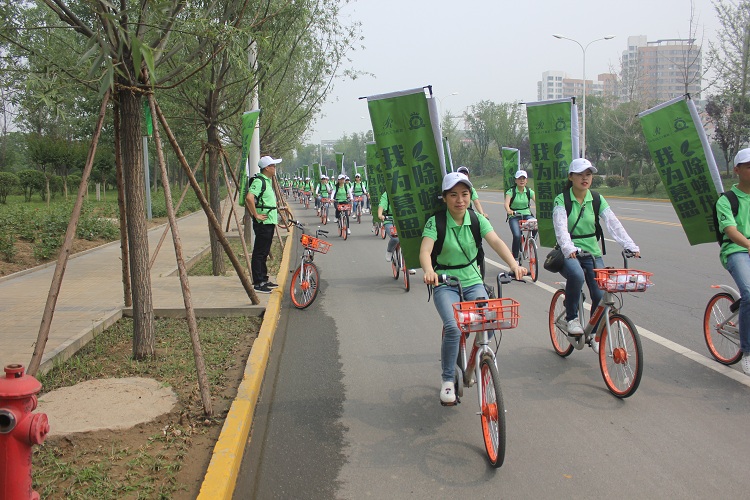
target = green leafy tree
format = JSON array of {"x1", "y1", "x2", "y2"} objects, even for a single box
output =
[
  {"x1": 464, "y1": 101, "x2": 493, "y2": 174},
  {"x1": 17, "y1": 169, "x2": 45, "y2": 201},
  {"x1": 0, "y1": 171, "x2": 19, "y2": 203}
]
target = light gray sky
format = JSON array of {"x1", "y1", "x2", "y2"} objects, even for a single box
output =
[{"x1": 309, "y1": 0, "x2": 720, "y2": 143}]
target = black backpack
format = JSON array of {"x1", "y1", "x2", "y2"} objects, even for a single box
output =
[
  {"x1": 713, "y1": 190, "x2": 740, "y2": 246},
  {"x1": 430, "y1": 209, "x2": 485, "y2": 278},
  {"x1": 250, "y1": 174, "x2": 276, "y2": 212},
  {"x1": 563, "y1": 189, "x2": 605, "y2": 255}
]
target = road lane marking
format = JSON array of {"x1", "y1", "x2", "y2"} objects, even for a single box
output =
[
  {"x1": 619, "y1": 216, "x2": 681, "y2": 227},
  {"x1": 485, "y1": 257, "x2": 750, "y2": 388}
]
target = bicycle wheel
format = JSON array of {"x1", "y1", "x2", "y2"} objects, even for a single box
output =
[
  {"x1": 380, "y1": 225, "x2": 386, "y2": 239},
  {"x1": 391, "y1": 246, "x2": 400, "y2": 279},
  {"x1": 479, "y1": 358, "x2": 506, "y2": 468},
  {"x1": 277, "y1": 207, "x2": 292, "y2": 230},
  {"x1": 703, "y1": 292, "x2": 742, "y2": 365},
  {"x1": 289, "y1": 262, "x2": 320, "y2": 309},
  {"x1": 548, "y1": 289, "x2": 574, "y2": 357},
  {"x1": 342, "y1": 215, "x2": 349, "y2": 240},
  {"x1": 599, "y1": 313, "x2": 643, "y2": 398},
  {"x1": 357, "y1": 204, "x2": 362, "y2": 223},
  {"x1": 528, "y1": 238, "x2": 539, "y2": 282},
  {"x1": 322, "y1": 205, "x2": 328, "y2": 225}
]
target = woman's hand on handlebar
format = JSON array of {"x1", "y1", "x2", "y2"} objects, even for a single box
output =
[
  {"x1": 423, "y1": 269, "x2": 439, "y2": 286},
  {"x1": 509, "y1": 263, "x2": 527, "y2": 281}
]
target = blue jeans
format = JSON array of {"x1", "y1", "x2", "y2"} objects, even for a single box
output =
[
  {"x1": 434, "y1": 283, "x2": 487, "y2": 382},
  {"x1": 508, "y1": 215, "x2": 535, "y2": 259},
  {"x1": 384, "y1": 222, "x2": 399, "y2": 252},
  {"x1": 560, "y1": 254, "x2": 605, "y2": 322},
  {"x1": 726, "y1": 252, "x2": 750, "y2": 353}
]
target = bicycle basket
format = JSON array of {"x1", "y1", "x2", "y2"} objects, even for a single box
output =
[
  {"x1": 519, "y1": 219, "x2": 538, "y2": 231},
  {"x1": 338, "y1": 203, "x2": 351, "y2": 212},
  {"x1": 389, "y1": 225, "x2": 398, "y2": 237},
  {"x1": 300, "y1": 234, "x2": 332, "y2": 254},
  {"x1": 321, "y1": 197, "x2": 330, "y2": 203},
  {"x1": 594, "y1": 268, "x2": 653, "y2": 292},
  {"x1": 452, "y1": 297, "x2": 520, "y2": 333}
]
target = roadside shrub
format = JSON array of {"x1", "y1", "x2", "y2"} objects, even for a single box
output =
[
  {"x1": 18, "y1": 169, "x2": 46, "y2": 201},
  {"x1": 606, "y1": 175, "x2": 624, "y2": 188},
  {"x1": 591, "y1": 175, "x2": 604, "y2": 188},
  {"x1": 0, "y1": 231, "x2": 16, "y2": 261},
  {"x1": 628, "y1": 174, "x2": 641, "y2": 194},
  {"x1": 642, "y1": 173, "x2": 662, "y2": 194},
  {"x1": 0, "y1": 172, "x2": 19, "y2": 203}
]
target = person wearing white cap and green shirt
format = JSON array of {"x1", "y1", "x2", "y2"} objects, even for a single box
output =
[
  {"x1": 246, "y1": 155, "x2": 281, "y2": 294},
  {"x1": 553, "y1": 158, "x2": 640, "y2": 341},
  {"x1": 420, "y1": 172, "x2": 526, "y2": 405},
  {"x1": 717, "y1": 147, "x2": 750, "y2": 375},
  {"x1": 504, "y1": 169, "x2": 536, "y2": 261}
]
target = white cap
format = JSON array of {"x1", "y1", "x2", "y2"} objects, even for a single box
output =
[
  {"x1": 515, "y1": 170, "x2": 528, "y2": 179},
  {"x1": 457, "y1": 166, "x2": 469, "y2": 175},
  {"x1": 355, "y1": 173, "x2": 361, "y2": 177},
  {"x1": 734, "y1": 148, "x2": 750, "y2": 167},
  {"x1": 337, "y1": 174, "x2": 346, "y2": 180},
  {"x1": 442, "y1": 172, "x2": 473, "y2": 191},
  {"x1": 305, "y1": 176, "x2": 310, "y2": 180},
  {"x1": 258, "y1": 155, "x2": 282, "y2": 169},
  {"x1": 569, "y1": 158, "x2": 597, "y2": 174}
]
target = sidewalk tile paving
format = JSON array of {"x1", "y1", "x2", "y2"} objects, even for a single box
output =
[{"x1": 0, "y1": 209, "x2": 269, "y2": 374}]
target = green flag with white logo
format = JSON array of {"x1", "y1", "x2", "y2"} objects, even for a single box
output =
[
  {"x1": 525, "y1": 98, "x2": 579, "y2": 247},
  {"x1": 502, "y1": 147, "x2": 520, "y2": 191},
  {"x1": 367, "y1": 87, "x2": 446, "y2": 268},
  {"x1": 238, "y1": 109, "x2": 260, "y2": 207},
  {"x1": 638, "y1": 96, "x2": 723, "y2": 245}
]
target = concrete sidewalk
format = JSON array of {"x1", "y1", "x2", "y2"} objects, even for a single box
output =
[{"x1": 0, "y1": 209, "x2": 269, "y2": 374}]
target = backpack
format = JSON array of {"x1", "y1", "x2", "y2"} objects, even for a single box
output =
[
  {"x1": 713, "y1": 190, "x2": 740, "y2": 246},
  {"x1": 249, "y1": 174, "x2": 276, "y2": 212},
  {"x1": 508, "y1": 186, "x2": 532, "y2": 213},
  {"x1": 563, "y1": 189, "x2": 605, "y2": 255},
  {"x1": 430, "y1": 209, "x2": 485, "y2": 278}
]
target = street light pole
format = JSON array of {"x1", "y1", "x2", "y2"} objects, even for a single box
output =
[{"x1": 552, "y1": 34, "x2": 614, "y2": 159}]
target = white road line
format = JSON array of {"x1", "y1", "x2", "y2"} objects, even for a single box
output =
[{"x1": 484, "y1": 257, "x2": 750, "y2": 388}]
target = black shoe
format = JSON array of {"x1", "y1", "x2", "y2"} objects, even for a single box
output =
[
  {"x1": 264, "y1": 281, "x2": 279, "y2": 288},
  {"x1": 254, "y1": 284, "x2": 272, "y2": 294}
]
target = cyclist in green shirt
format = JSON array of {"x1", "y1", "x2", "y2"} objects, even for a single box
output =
[
  {"x1": 378, "y1": 191, "x2": 398, "y2": 261},
  {"x1": 717, "y1": 147, "x2": 750, "y2": 375},
  {"x1": 553, "y1": 158, "x2": 639, "y2": 339},
  {"x1": 420, "y1": 172, "x2": 526, "y2": 404},
  {"x1": 332, "y1": 174, "x2": 352, "y2": 233},
  {"x1": 456, "y1": 166, "x2": 488, "y2": 218},
  {"x1": 351, "y1": 173, "x2": 369, "y2": 216},
  {"x1": 504, "y1": 170, "x2": 537, "y2": 261}
]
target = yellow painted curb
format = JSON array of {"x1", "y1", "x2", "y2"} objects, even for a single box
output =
[{"x1": 197, "y1": 228, "x2": 296, "y2": 499}]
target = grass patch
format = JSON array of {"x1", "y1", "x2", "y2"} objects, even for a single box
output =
[
  {"x1": 188, "y1": 234, "x2": 284, "y2": 278},
  {"x1": 33, "y1": 315, "x2": 262, "y2": 499}
]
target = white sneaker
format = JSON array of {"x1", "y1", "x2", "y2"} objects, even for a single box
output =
[
  {"x1": 347, "y1": 228, "x2": 351, "y2": 235},
  {"x1": 742, "y1": 353, "x2": 750, "y2": 375},
  {"x1": 567, "y1": 318, "x2": 584, "y2": 336},
  {"x1": 408, "y1": 269, "x2": 416, "y2": 275},
  {"x1": 590, "y1": 335, "x2": 599, "y2": 354},
  {"x1": 440, "y1": 381, "x2": 456, "y2": 404},
  {"x1": 385, "y1": 251, "x2": 393, "y2": 262}
]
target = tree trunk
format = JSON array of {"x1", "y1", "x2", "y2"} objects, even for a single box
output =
[
  {"x1": 119, "y1": 87, "x2": 155, "y2": 360},
  {"x1": 207, "y1": 123, "x2": 225, "y2": 275},
  {"x1": 114, "y1": 102, "x2": 132, "y2": 307}
]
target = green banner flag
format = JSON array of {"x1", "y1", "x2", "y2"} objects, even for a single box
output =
[
  {"x1": 638, "y1": 96, "x2": 723, "y2": 245},
  {"x1": 502, "y1": 147, "x2": 520, "y2": 191},
  {"x1": 525, "y1": 98, "x2": 579, "y2": 247},
  {"x1": 366, "y1": 142, "x2": 385, "y2": 225},
  {"x1": 328, "y1": 168, "x2": 335, "y2": 179},
  {"x1": 335, "y1": 152, "x2": 344, "y2": 175},
  {"x1": 238, "y1": 109, "x2": 260, "y2": 207},
  {"x1": 313, "y1": 162, "x2": 321, "y2": 179},
  {"x1": 367, "y1": 87, "x2": 445, "y2": 268}
]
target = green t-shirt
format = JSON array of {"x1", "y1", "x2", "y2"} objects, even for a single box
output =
[
  {"x1": 553, "y1": 188, "x2": 609, "y2": 257},
  {"x1": 333, "y1": 183, "x2": 349, "y2": 202},
  {"x1": 470, "y1": 187, "x2": 479, "y2": 201},
  {"x1": 505, "y1": 187, "x2": 535, "y2": 216},
  {"x1": 248, "y1": 172, "x2": 277, "y2": 225},
  {"x1": 423, "y1": 210, "x2": 493, "y2": 288},
  {"x1": 379, "y1": 191, "x2": 391, "y2": 215},
  {"x1": 718, "y1": 184, "x2": 750, "y2": 268},
  {"x1": 318, "y1": 182, "x2": 332, "y2": 198},
  {"x1": 352, "y1": 181, "x2": 367, "y2": 196}
]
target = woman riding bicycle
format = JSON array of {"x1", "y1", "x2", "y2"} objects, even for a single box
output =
[
  {"x1": 420, "y1": 172, "x2": 526, "y2": 404},
  {"x1": 332, "y1": 174, "x2": 352, "y2": 233},
  {"x1": 351, "y1": 173, "x2": 369, "y2": 216},
  {"x1": 504, "y1": 169, "x2": 537, "y2": 263},
  {"x1": 378, "y1": 191, "x2": 398, "y2": 262},
  {"x1": 553, "y1": 158, "x2": 640, "y2": 338},
  {"x1": 316, "y1": 174, "x2": 332, "y2": 215}
]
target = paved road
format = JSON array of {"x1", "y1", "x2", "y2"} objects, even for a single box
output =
[{"x1": 235, "y1": 193, "x2": 750, "y2": 499}]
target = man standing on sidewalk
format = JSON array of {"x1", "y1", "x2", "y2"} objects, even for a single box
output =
[{"x1": 246, "y1": 155, "x2": 281, "y2": 294}]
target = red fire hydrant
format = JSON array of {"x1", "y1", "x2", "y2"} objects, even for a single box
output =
[{"x1": 0, "y1": 364, "x2": 49, "y2": 500}]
